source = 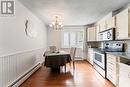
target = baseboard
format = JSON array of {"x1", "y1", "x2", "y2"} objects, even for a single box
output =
[
  {"x1": 8, "y1": 63, "x2": 41, "y2": 87},
  {"x1": 83, "y1": 59, "x2": 88, "y2": 61},
  {"x1": 75, "y1": 57, "x2": 83, "y2": 60}
]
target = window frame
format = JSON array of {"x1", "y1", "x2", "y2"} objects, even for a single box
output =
[{"x1": 61, "y1": 29, "x2": 84, "y2": 48}]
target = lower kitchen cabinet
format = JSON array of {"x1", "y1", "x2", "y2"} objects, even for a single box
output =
[
  {"x1": 87, "y1": 48, "x2": 95, "y2": 65},
  {"x1": 119, "y1": 63, "x2": 130, "y2": 87},
  {"x1": 106, "y1": 54, "x2": 118, "y2": 86}
]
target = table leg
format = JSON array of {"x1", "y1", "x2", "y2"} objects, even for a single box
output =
[{"x1": 51, "y1": 67, "x2": 60, "y2": 73}]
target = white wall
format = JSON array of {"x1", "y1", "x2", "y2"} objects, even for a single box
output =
[
  {"x1": 0, "y1": 1, "x2": 47, "y2": 87},
  {"x1": 47, "y1": 26, "x2": 87, "y2": 59},
  {"x1": 47, "y1": 28, "x2": 61, "y2": 48},
  {"x1": 0, "y1": 0, "x2": 47, "y2": 56}
]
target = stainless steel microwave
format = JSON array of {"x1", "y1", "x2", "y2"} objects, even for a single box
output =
[{"x1": 98, "y1": 28, "x2": 115, "y2": 41}]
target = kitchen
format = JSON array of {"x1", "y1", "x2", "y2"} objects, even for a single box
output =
[
  {"x1": 87, "y1": 6, "x2": 130, "y2": 87},
  {"x1": 0, "y1": 0, "x2": 130, "y2": 87}
]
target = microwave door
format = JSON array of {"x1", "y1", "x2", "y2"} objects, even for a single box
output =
[{"x1": 107, "y1": 32, "x2": 111, "y2": 39}]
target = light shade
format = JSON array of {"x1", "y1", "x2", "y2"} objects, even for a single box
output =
[{"x1": 49, "y1": 16, "x2": 63, "y2": 30}]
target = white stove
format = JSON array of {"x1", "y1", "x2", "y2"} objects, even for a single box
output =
[{"x1": 93, "y1": 42, "x2": 124, "y2": 78}]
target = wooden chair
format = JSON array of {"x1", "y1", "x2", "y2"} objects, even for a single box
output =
[
  {"x1": 49, "y1": 46, "x2": 56, "y2": 52},
  {"x1": 70, "y1": 47, "x2": 76, "y2": 71},
  {"x1": 64, "y1": 47, "x2": 76, "y2": 73}
]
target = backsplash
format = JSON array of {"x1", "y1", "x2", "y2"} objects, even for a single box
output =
[
  {"x1": 103, "y1": 40, "x2": 130, "y2": 52},
  {"x1": 87, "y1": 40, "x2": 130, "y2": 52},
  {"x1": 123, "y1": 40, "x2": 130, "y2": 52},
  {"x1": 87, "y1": 42, "x2": 101, "y2": 48}
]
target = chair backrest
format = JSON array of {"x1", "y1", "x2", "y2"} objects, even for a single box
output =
[
  {"x1": 49, "y1": 46, "x2": 56, "y2": 52},
  {"x1": 70, "y1": 47, "x2": 76, "y2": 61}
]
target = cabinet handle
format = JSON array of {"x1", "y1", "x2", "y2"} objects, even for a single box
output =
[
  {"x1": 108, "y1": 67, "x2": 113, "y2": 71},
  {"x1": 108, "y1": 61, "x2": 114, "y2": 65},
  {"x1": 128, "y1": 72, "x2": 130, "y2": 79},
  {"x1": 117, "y1": 32, "x2": 119, "y2": 36},
  {"x1": 108, "y1": 75, "x2": 113, "y2": 79}
]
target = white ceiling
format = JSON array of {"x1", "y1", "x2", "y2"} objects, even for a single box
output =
[{"x1": 19, "y1": 0, "x2": 130, "y2": 25}]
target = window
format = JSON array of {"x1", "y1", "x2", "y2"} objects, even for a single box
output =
[{"x1": 62, "y1": 30, "x2": 84, "y2": 48}]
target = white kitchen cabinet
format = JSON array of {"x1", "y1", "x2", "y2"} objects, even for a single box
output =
[
  {"x1": 119, "y1": 63, "x2": 130, "y2": 87},
  {"x1": 99, "y1": 21, "x2": 106, "y2": 32},
  {"x1": 87, "y1": 26, "x2": 96, "y2": 41},
  {"x1": 87, "y1": 48, "x2": 95, "y2": 65},
  {"x1": 106, "y1": 16, "x2": 116, "y2": 29},
  {"x1": 116, "y1": 8, "x2": 130, "y2": 39},
  {"x1": 95, "y1": 24, "x2": 100, "y2": 41},
  {"x1": 106, "y1": 54, "x2": 118, "y2": 86}
]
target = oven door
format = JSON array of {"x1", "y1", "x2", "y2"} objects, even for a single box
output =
[{"x1": 94, "y1": 52, "x2": 105, "y2": 69}]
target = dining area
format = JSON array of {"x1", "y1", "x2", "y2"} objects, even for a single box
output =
[
  {"x1": 44, "y1": 46, "x2": 76, "y2": 73},
  {"x1": 20, "y1": 52, "x2": 115, "y2": 87}
]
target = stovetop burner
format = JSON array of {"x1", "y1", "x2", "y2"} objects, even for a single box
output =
[
  {"x1": 103, "y1": 42, "x2": 124, "y2": 52},
  {"x1": 93, "y1": 42, "x2": 124, "y2": 54}
]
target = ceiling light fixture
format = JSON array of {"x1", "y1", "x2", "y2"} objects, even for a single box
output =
[{"x1": 49, "y1": 15, "x2": 63, "y2": 30}]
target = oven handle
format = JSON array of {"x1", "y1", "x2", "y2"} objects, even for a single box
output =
[{"x1": 95, "y1": 52, "x2": 105, "y2": 56}]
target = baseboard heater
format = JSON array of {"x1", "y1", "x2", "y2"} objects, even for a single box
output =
[
  {"x1": 75, "y1": 56, "x2": 83, "y2": 60},
  {"x1": 8, "y1": 63, "x2": 41, "y2": 87}
]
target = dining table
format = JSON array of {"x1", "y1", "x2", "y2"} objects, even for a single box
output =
[{"x1": 44, "y1": 50, "x2": 71, "y2": 72}]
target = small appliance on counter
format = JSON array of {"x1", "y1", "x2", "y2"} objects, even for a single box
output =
[{"x1": 93, "y1": 42, "x2": 124, "y2": 78}]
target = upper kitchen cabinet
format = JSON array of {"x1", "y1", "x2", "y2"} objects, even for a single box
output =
[
  {"x1": 99, "y1": 21, "x2": 106, "y2": 32},
  {"x1": 116, "y1": 8, "x2": 130, "y2": 39},
  {"x1": 87, "y1": 26, "x2": 96, "y2": 41},
  {"x1": 100, "y1": 16, "x2": 116, "y2": 32},
  {"x1": 95, "y1": 24, "x2": 100, "y2": 41},
  {"x1": 106, "y1": 16, "x2": 116, "y2": 29}
]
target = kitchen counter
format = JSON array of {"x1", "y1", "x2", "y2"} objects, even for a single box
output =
[
  {"x1": 106, "y1": 52, "x2": 130, "y2": 60},
  {"x1": 91, "y1": 48, "x2": 130, "y2": 60}
]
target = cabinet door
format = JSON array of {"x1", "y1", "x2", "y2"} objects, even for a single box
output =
[
  {"x1": 106, "y1": 17, "x2": 115, "y2": 29},
  {"x1": 89, "y1": 50, "x2": 94, "y2": 65},
  {"x1": 87, "y1": 27, "x2": 96, "y2": 41},
  {"x1": 106, "y1": 54, "x2": 117, "y2": 86},
  {"x1": 116, "y1": 9, "x2": 129, "y2": 39},
  {"x1": 119, "y1": 63, "x2": 130, "y2": 87},
  {"x1": 0, "y1": 58, "x2": 2, "y2": 87},
  {"x1": 100, "y1": 21, "x2": 106, "y2": 32},
  {"x1": 87, "y1": 49, "x2": 94, "y2": 65},
  {"x1": 96, "y1": 25, "x2": 100, "y2": 41},
  {"x1": 87, "y1": 50, "x2": 91, "y2": 62}
]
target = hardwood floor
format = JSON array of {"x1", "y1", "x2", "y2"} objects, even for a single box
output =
[{"x1": 20, "y1": 61, "x2": 115, "y2": 87}]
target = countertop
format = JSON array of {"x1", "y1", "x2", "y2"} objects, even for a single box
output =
[{"x1": 106, "y1": 52, "x2": 130, "y2": 60}]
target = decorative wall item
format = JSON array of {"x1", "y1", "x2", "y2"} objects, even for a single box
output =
[
  {"x1": 25, "y1": 19, "x2": 37, "y2": 38},
  {"x1": 25, "y1": 19, "x2": 28, "y2": 36}
]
